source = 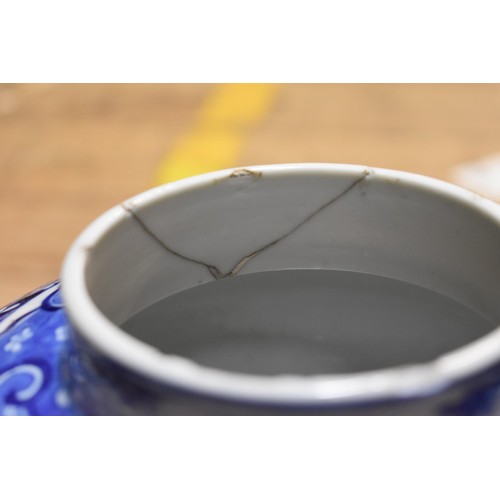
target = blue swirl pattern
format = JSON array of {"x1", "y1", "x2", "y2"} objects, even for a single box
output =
[
  {"x1": 0, "y1": 282, "x2": 79, "y2": 416},
  {"x1": 1, "y1": 281, "x2": 500, "y2": 415}
]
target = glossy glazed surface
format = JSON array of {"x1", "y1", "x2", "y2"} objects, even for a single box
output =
[
  {"x1": 122, "y1": 270, "x2": 494, "y2": 376},
  {"x1": 63, "y1": 165, "x2": 500, "y2": 408},
  {"x1": 0, "y1": 282, "x2": 78, "y2": 416},
  {"x1": 1, "y1": 281, "x2": 500, "y2": 415},
  {"x1": 2, "y1": 165, "x2": 499, "y2": 415}
]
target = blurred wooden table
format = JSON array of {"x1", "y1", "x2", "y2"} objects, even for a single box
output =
[{"x1": 1, "y1": 84, "x2": 500, "y2": 305}]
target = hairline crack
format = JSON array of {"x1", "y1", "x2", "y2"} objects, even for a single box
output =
[
  {"x1": 226, "y1": 169, "x2": 371, "y2": 276},
  {"x1": 122, "y1": 169, "x2": 370, "y2": 281},
  {"x1": 121, "y1": 203, "x2": 224, "y2": 279}
]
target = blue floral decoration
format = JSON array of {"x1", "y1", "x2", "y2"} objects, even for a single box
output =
[
  {"x1": 0, "y1": 282, "x2": 79, "y2": 416},
  {"x1": 1, "y1": 281, "x2": 500, "y2": 415}
]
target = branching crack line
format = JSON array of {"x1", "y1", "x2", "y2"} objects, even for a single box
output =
[
  {"x1": 122, "y1": 203, "x2": 224, "y2": 279},
  {"x1": 226, "y1": 169, "x2": 371, "y2": 276},
  {"x1": 123, "y1": 169, "x2": 370, "y2": 281}
]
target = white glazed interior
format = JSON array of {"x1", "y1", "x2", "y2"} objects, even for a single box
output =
[{"x1": 61, "y1": 164, "x2": 500, "y2": 405}]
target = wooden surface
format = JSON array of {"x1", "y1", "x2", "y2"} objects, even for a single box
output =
[{"x1": 1, "y1": 83, "x2": 500, "y2": 305}]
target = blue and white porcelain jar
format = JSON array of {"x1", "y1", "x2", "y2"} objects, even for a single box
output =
[{"x1": 1, "y1": 164, "x2": 500, "y2": 415}]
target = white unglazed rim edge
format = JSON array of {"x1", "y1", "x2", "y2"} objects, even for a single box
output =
[{"x1": 61, "y1": 163, "x2": 500, "y2": 406}]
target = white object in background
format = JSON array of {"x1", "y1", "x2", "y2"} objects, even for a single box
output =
[{"x1": 453, "y1": 153, "x2": 500, "y2": 201}]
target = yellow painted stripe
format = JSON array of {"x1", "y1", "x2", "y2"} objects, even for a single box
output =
[{"x1": 155, "y1": 84, "x2": 278, "y2": 184}]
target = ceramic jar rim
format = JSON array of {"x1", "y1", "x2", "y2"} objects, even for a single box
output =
[{"x1": 61, "y1": 163, "x2": 500, "y2": 406}]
